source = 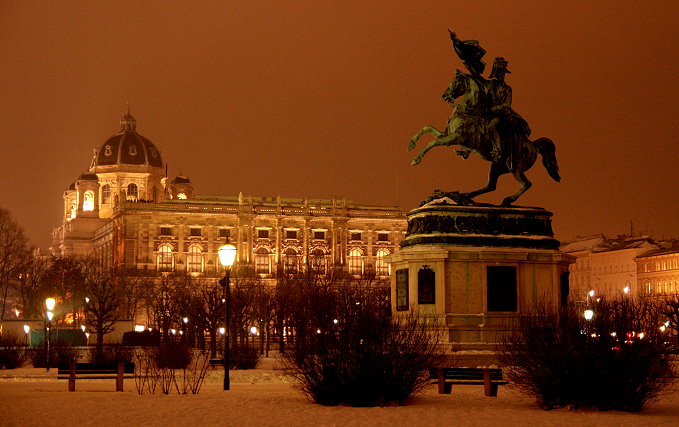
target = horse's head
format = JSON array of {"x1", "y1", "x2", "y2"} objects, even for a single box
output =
[{"x1": 442, "y1": 70, "x2": 469, "y2": 104}]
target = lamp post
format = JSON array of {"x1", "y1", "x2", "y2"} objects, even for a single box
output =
[
  {"x1": 45, "y1": 298, "x2": 56, "y2": 372},
  {"x1": 23, "y1": 324, "x2": 30, "y2": 347},
  {"x1": 217, "y1": 238, "x2": 237, "y2": 391}
]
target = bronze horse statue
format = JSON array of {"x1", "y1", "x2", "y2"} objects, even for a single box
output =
[{"x1": 408, "y1": 70, "x2": 560, "y2": 206}]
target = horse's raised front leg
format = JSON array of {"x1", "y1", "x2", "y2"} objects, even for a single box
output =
[
  {"x1": 411, "y1": 134, "x2": 455, "y2": 165},
  {"x1": 464, "y1": 163, "x2": 506, "y2": 199},
  {"x1": 408, "y1": 126, "x2": 443, "y2": 151},
  {"x1": 502, "y1": 171, "x2": 532, "y2": 206}
]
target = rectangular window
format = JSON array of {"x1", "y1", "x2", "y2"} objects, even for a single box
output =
[
  {"x1": 417, "y1": 266, "x2": 435, "y2": 304},
  {"x1": 190, "y1": 228, "x2": 201, "y2": 237},
  {"x1": 377, "y1": 232, "x2": 389, "y2": 242},
  {"x1": 350, "y1": 232, "x2": 362, "y2": 241},
  {"x1": 257, "y1": 229, "x2": 270, "y2": 239},
  {"x1": 160, "y1": 227, "x2": 173, "y2": 236},
  {"x1": 285, "y1": 230, "x2": 298, "y2": 240},
  {"x1": 219, "y1": 228, "x2": 231, "y2": 238},
  {"x1": 487, "y1": 266, "x2": 517, "y2": 312},
  {"x1": 313, "y1": 231, "x2": 326, "y2": 240}
]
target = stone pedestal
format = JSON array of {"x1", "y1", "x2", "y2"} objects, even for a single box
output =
[{"x1": 386, "y1": 198, "x2": 574, "y2": 351}]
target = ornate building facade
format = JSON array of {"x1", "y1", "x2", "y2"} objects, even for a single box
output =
[
  {"x1": 51, "y1": 112, "x2": 407, "y2": 277},
  {"x1": 560, "y1": 234, "x2": 666, "y2": 300},
  {"x1": 637, "y1": 248, "x2": 679, "y2": 298}
]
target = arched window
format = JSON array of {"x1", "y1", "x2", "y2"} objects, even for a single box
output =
[
  {"x1": 157, "y1": 244, "x2": 174, "y2": 272},
  {"x1": 187, "y1": 244, "x2": 203, "y2": 273},
  {"x1": 101, "y1": 185, "x2": 110, "y2": 204},
  {"x1": 348, "y1": 248, "x2": 364, "y2": 275},
  {"x1": 376, "y1": 248, "x2": 391, "y2": 276},
  {"x1": 83, "y1": 191, "x2": 95, "y2": 211},
  {"x1": 127, "y1": 183, "x2": 138, "y2": 201},
  {"x1": 69, "y1": 201, "x2": 77, "y2": 220},
  {"x1": 255, "y1": 247, "x2": 271, "y2": 274},
  {"x1": 284, "y1": 248, "x2": 298, "y2": 273},
  {"x1": 310, "y1": 248, "x2": 327, "y2": 273}
]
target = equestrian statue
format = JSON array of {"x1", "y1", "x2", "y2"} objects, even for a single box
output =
[{"x1": 408, "y1": 31, "x2": 560, "y2": 206}]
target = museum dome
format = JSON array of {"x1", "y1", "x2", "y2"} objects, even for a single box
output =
[{"x1": 93, "y1": 112, "x2": 164, "y2": 169}]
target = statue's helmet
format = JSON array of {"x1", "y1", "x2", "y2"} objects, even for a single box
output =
[{"x1": 490, "y1": 57, "x2": 511, "y2": 79}]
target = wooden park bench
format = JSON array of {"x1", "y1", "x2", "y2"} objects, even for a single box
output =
[
  {"x1": 429, "y1": 367, "x2": 508, "y2": 397},
  {"x1": 57, "y1": 361, "x2": 135, "y2": 392},
  {"x1": 208, "y1": 358, "x2": 225, "y2": 366}
]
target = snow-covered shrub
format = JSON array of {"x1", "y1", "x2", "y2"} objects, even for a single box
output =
[
  {"x1": 0, "y1": 332, "x2": 27, "y2": 369},
  {"x1": 497, "y1": 297, "x2": 676, "y2": 412},
  {"x1": 280, "y1": 274, "x2": 443, "y2": 406}
]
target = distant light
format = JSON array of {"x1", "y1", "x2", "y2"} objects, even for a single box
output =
[
  {"x1": 46, "y1": 311, "x2": 54, "y2": 321},
  {"x1": 14, "y1": 309, "x2": 20, "y2": 318},
  {"x1": 660, "y1": 325, "x2": 666, "y2": 332},
  {"x1": 610, "y1": 332, "x2": 617, "y2": 337},
  {"x1": 170, "y1": 329, "x2": 176, "y2": 335},
  {"x1": 219, "y1": 327, "x2": 225, "y2": 335},
  {"x1": 85, "y1": 297, "x2": 90, "y2": 303},
  {"x1": 45, "y1": 298, "x2": 56, "y2": 311},
  {"x1": 81, "y1": 325, "x2": 86, "y2": 332},
  {"x1": 638, "y1": 332, "x2": 645, "y2": 339},
  {"x1": 85, "y1": 332, "x2": 90, "y2": 339},
  {"x1": 623, "y1": 286, "x2": 630, "y2": 294},
  {"x1": 588, "y1": 290, "x2": 595, "y2": 298},
  {"x1": 250, "y1": 326, "x2": 257, "y2": 335},
  {"x1": 134, "y1": 325, "x2": 145, "y2": 332},
  {"x1": 179, "y1": 330, "x2": 183, "y2": 335},
  {"x1": 584, "y1": 310, "x2": 594, "y2": 320},
  {"x1": 23, "y1": 324, "x2": 30, "y2": 335},
  {"x1": 333, "y1": 319, "x2": 338, "y2": 324},
  {"x1": 182, "y1": 317, "x2": 189, "y2": 324},
  {"x1": 316, "y1": 329, "x2": 322, "y2": 334}
]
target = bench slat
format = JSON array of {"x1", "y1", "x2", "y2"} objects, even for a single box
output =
[
  {"x1": 57, "y1": 362, "x2": 135, "y2": 392},
  {"x1": 430, "y1": 367, "x2": 507, "y2": 397}
]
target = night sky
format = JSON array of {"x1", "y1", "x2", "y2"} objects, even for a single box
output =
[{"x1": 1, "y1": 1, "x2": 677, "y2": 250}]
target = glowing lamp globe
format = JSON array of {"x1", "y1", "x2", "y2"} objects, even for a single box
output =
[
  {"x1": 45, "y1": 298, "x2": 56, "y2": 311},
  {"x1": 218, "y1": 242, "x2": 237, "y2": 267},
  {"x1": 584, "y1": 309, "x2": 594, "y2": 320}
]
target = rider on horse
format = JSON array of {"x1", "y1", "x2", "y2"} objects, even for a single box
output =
[{"x1": 487, "y1": 57, "x2": 531, "y2": 163}]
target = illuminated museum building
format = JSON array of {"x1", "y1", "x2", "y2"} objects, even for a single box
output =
[
  {"x1": 51, "y1": 113, "x2": 407, "y2": 276},
  {"x1": 561, "y1": 234, "x2": 678, "y2": 299}
]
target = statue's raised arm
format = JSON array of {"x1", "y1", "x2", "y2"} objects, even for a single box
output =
[{"x1": 448, "y1": 30, "x2": 486, "y2": 76}]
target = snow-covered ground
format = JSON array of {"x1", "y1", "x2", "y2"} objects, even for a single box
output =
[{"x1": 1, "y1": 358, "x2": 677, "y2": 426}]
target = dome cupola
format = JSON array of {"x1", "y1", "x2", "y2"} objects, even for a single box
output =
[{"x1": 93, "y1": 109, "x2": 163, "y2": 169}]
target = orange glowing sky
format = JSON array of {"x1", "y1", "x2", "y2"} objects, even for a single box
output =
[{"x1": 1, "y1": 1, "x2": 677, "y2": 250}]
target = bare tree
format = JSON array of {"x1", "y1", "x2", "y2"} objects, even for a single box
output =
[
  {"x1": 0, "y1": 207, "x2": 30, "y2": 334},
  {"x1": 13, "y1": 254, "x2": 51, "y2": 319},
  {"x1": 43, "y1": 256, "x2": 87, "y2": 326},
  {"x1": 661, "y1": 295, "x2": 679, "y2": 346},
  {"x1": 191, "y1": 278, "x2": 223, "y2": 358},
  {"x1": 81, "y1": 259, "x2": 123, "y2": 360}
]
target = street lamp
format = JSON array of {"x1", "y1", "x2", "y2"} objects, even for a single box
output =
[
  {"x1": 23, "y1": 324, "x2": 30, "y2": 347},
  {"x1": 217, "y1": 238, "x2": 237, "y2": 391},
  {"x1": 45, "y1": 298, "x2": 56, "y2": 372}
]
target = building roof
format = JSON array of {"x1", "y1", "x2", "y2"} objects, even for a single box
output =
[{"x1": 93, "y1": 113, "x2": 163, "y2": 169}]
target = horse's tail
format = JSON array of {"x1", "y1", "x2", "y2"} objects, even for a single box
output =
[{"x1": 533, "y1": 137, "x2": 561, "y2": 182}]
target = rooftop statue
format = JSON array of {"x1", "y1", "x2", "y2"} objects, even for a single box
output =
[{"x1": 408, "y1": 31, "x2": 560, "y2": 206}]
